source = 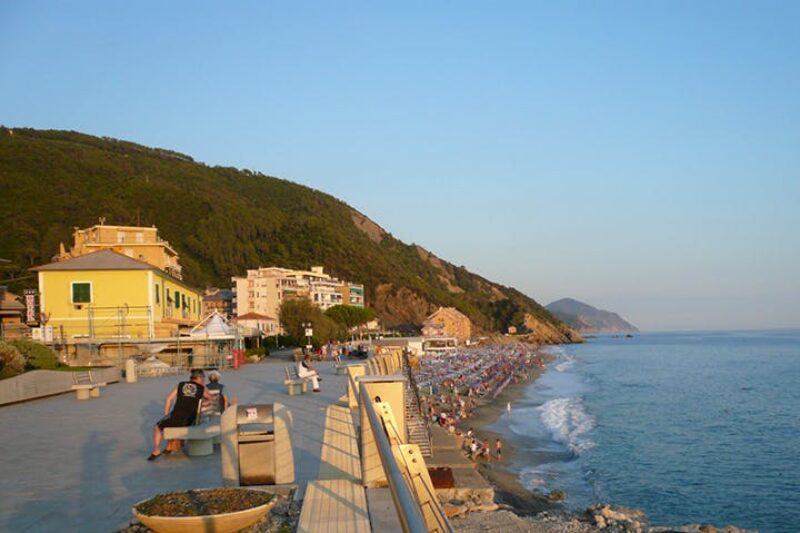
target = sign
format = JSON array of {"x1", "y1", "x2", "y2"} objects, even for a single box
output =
[
  {"x1": 24, "y1": 289, "x2": 37, "y2": 324},
  {"x1": 304, "y1": 328, "x2": 313, "y2": 337},
  {"x1": 246, "y1": 407, "x2": 258, "y2": 420}
]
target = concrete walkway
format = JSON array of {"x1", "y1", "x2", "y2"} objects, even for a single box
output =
[{"x1": 0, "y1": 359, "x2": 348, "y2": 533}]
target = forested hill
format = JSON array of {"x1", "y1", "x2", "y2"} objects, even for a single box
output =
[{"x1": 0, "y1": 127, "x2": 580, "y2": 343}]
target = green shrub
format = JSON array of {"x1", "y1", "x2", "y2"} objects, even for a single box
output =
[
  {"x1": 0, "y1": 341, "x2": 25, "y2": 379},
  {"x1": 245, "y1": 346, "x2": 268, "y2": 358},
  {"x1": 11, "y1": 339, "x2": 60, "y2": 370}
]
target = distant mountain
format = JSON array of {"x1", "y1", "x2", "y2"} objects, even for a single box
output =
[
  {"x1": 546, "y1": 298, "x2": 638, "y2": 333},
  {"x1": 0, "y1": 127, "x2": 582, "y2": 344}
]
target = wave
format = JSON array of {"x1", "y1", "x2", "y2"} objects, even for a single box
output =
[
  {"x1": 537, "y1": 397, "x2": 596, "y2": 455},
  {"x1": 554, "y1": 357, "x2": 576, "y2": 373}
]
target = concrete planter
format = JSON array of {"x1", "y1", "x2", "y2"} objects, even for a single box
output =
[{"x1": 132, "y1": 489, "x2": 276, "y2": 533}]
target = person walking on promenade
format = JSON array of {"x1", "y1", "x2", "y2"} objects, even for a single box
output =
[
  {"x1": 148, "y1": 369, "x2": 214, "y2": 461},
  {"x1": 298, "y1": 353, "x2": 321, "y2": 392}
]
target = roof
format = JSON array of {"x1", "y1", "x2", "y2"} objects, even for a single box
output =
[
  {"x1": 425, "y1": 306, "x2": 470, "y2": 322},
  {"x1": 31, "y1": 249, "x2": 155, "y2": 272},
  {"x1": 30, "y1": 249, "x2": 201, "y2": 293},
  {"x1": 190, "y1": 311, "x2": 234, "y2": 338},
  {"x1": 235, "y1": 312, "x2": 276, "y2": 321}
]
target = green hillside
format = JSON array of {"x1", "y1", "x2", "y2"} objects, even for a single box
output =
[{"x1": 0, "y1": 127, "x2": 580, "y2": 343}]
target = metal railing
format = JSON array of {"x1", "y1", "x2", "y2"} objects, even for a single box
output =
[
  {"x1": 402, "y1": 350, "x2": 433, "y2": 449},
  {"x1": 360, "y1": 381, "x2": 429, "y2": 533},
  {"x1": 358, "y1": 379, "x2": 453, "y2": 533}
]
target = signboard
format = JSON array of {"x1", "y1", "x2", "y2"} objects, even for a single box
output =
[
  {"x1": 24, "y1": 289, "x2": 37, "y2": 324},
  {"x1": 304, "y1": 328, "x2": 313, "y2": 337}
]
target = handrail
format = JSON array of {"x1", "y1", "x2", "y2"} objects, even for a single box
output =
[
  {"x1": 380, "y1": 399, "x2": 453, "y2": 533},
  {"x1": 359, "y1": 382, "x2": 429, "y2": 533},
  {"x1": 402, "y1": 350, "x2": 433, "y2": 449}
]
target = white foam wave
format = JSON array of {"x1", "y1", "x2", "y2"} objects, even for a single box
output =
[
  {"x1": 537, "y1": 397, "x2": 596, "y2": 454},
  {"x1": 554, "y1": 358, "x2": 575, "y2": 372}
]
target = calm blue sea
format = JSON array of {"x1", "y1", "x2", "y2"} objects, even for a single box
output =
[{"x1": 488, "y1": 330, "x2": 800, "y2": 533}]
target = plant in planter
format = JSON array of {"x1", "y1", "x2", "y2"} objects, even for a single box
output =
[{"x1": 132, "y1": 488, "x2": 276, "y2": 533}]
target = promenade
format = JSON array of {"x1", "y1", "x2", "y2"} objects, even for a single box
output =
[{"x1": 0, "y1": 356, "x2": 347, "y2": 533}]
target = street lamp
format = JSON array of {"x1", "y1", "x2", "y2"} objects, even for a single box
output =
[{"x1": 302, "y1": 322, "x2": 313, "y2": 351}]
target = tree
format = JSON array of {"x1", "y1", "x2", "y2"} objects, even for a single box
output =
[
  {"x1": 325, "y1": 305, "x2": 376, "y2": 329},
  {"x1": 278, "y1": 298, "x2": 344, "y2": 347}
]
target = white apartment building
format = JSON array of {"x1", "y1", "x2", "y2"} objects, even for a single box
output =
[{"x1": 232, "y1": 266, "x2": 364, "y2": 320}]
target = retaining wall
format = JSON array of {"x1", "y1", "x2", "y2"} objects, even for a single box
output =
[{"x1": 0, "y1": 367, "x2": 120, "y2": 406}]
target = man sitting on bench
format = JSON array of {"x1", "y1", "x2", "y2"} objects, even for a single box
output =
[
  {"x1": 298, "y1": 353, "x2": 321, "y2": 393},
  {"x1": 148, "y1": 368, "x2": 214, "y2": 461}
]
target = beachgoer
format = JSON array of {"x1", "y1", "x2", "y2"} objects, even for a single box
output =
[
  {"x1": 495, "y1": 438, "x2": 503, "y2": 460},
  {"x1": 298, "y1": 353, "x2": 321, "y2": 392},
  {"x1": 469, "y1": 439, "x2": 479, "y2": 460},
  {"x1": 148, "y1": 369, "x2": 214, "y2": 461}
]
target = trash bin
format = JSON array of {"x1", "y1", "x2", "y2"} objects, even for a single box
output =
[{"x1": 221, "y1": 403, "x2": 295, "y2": 486}]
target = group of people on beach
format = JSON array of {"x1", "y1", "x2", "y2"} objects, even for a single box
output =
[
  {"x1": 413, "y1": 344, "x2": 543, "y2": 462},
  {"x1": 465, "y1": 427, "x2": 503, "y2": 461}
]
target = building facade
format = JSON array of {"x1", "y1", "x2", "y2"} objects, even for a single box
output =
[
  {"x1": 0, "y1": 287, "x2": 28, "y2": 340},
  {"x1": 32, "y1": 250, "x2": 202, "y2": 340},
  {"x1": 202, "y1": 287, "x2": 234, "y2": 318},
  {"x1": 421, "y1": 307, "x2": 472, "y2": 344},
  {"x1": 57, "y1": 222, "x2": 183, "y2": 279},
  {"x1": 232, "y1": 266, "x2": 364, "y2": 320}
]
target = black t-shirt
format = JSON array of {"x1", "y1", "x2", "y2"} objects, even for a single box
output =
[{"x1": 170, "y1": 381, "x2": 205, "y2": 424}]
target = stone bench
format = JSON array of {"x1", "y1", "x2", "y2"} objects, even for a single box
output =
[
  {"x1": 284, "y1": 366, "x2": 311, "y2": 396},
  {"x1": 163, "y1": 422, "x2": 221, "y2": 456},
  {"x1": 71, "y1": 372, "x2": 107, "y2": 400}
]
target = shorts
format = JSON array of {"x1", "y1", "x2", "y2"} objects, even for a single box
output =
[{"x1": 156, "y1": 414, "x2": 194, "y2": 429}]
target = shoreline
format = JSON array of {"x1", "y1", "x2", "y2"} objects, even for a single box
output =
[{"x1": 454, "y1": 349, "x2": 559, "y2": 516}]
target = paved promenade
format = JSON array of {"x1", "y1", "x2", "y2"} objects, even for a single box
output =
[{"x1": 0, "y1": 357, "x2": 348, "y2": 533}]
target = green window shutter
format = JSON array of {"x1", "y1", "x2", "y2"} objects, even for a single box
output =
[
  {"x1": 155, "y1": 284, "x2": 160, "y2": 304},
  {"x1": 175, "y1": 291, "x2": 181, "y2": 308},
  {"x1": 72, "y1": 283, "x2": 91, "y2": 303}
]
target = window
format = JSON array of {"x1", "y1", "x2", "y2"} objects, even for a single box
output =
[
  {"x1": 155, "y1": 284, "x2": 160, "y2": 304},
  {"x1": 174, "y1": 290, "x2": 181, "y2": 308},
  {"x1": 136, "y1": 232, "x2": 144, "y2": 243},
  {"x1": 71, "y1": 282, "x2": 91, "y2": 303},
  {"x1": 117, "y1": 231, "x2": 125, "y2": 243},
  {"x1": 166, "y1": 287, "x2": 172, "y2": 303}
]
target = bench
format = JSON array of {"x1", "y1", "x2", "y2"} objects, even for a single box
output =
[
  {"x1": 163, "y1": 421, "x2": 221, "y2": 456},
  {"x1": 284, "y1": 366, "x2": 311, "y2": 396},
  {"x1": 71, "y1": 372, "x2": 107, "y2": 400}
]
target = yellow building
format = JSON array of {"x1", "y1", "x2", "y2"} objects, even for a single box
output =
[
  {"x1": 32, "y1": 250, "x2": 202, "y2": 340},
  {"x1": 421, "y1": 307, "x2": 472, "y2": 344},
  {"x1": 58, "y1": 222, "x2": 183, "y2": 279}
]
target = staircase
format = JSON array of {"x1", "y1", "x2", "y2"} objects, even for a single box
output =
[{"x1": 402, "y1": 351, "x2": 433, "y2": 457}]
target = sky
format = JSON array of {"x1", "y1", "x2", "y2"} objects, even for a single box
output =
[{"x1": 1, "y1": 1, "x2": 798, "y2": 331}]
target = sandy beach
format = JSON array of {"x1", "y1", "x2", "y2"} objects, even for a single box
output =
[{"x1": 451, "y1": 349, "x2": 558, "y2": 516}]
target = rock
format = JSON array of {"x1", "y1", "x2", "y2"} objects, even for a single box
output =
[
  {"x1": 594, "y1": 514, "x2": 607, "y2": 528},
  {"x1": 547, "y1": 490, "x2": 567, "y2": 501},
  {"x1": 699, "y1": 526, "x2": 717, "y2": 533}
]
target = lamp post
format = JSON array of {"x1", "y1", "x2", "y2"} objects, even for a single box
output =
[{"x1": 302, "y1": 322, "x2": 313, "y2": 351}]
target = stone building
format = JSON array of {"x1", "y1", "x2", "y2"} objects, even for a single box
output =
[{"x1": 421, "y1": 307, "x2": 472, "y2": 344}]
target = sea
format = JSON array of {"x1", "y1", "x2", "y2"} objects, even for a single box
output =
[{"x1": 487, "y1": 330, "x2": 800, "y2": 533}]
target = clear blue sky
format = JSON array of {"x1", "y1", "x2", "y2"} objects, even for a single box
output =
[{"x1": 2, "y1": 1, "x2": 798, "y2": 331}]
